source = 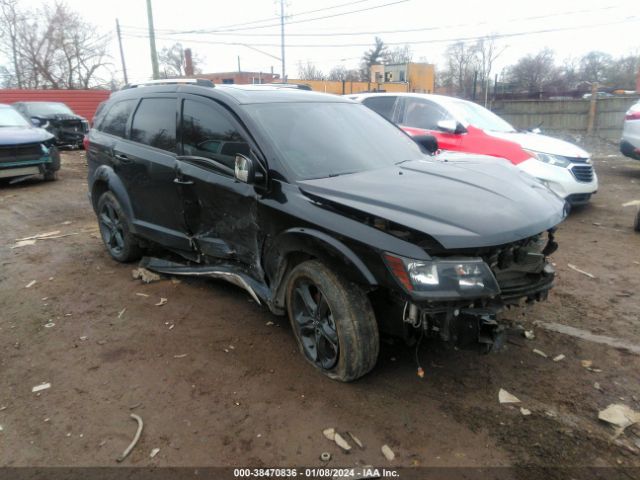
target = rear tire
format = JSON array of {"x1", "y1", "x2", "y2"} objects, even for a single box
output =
[
  {"x1": 285, "y1": 260, "x2": 379, "y2": 382},
  {"x1": 97, "y1": 191, "x2": 142, "y2": 262}
]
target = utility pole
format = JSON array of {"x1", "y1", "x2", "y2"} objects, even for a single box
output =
[
  {"x1": 237, "y1": 55, "x2": 241, "y2": 73},
  {"x1": 146, "y1": 0, "x2": 160, "y2": 80},
  {"x1": 280, "y1": 0, "x2": 285, "y2": 82},
  {"x1": 115, "y1": 19, "x2": 128, "y2": 85}
]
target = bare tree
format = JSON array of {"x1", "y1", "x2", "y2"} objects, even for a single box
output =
[
  {"x1": 327, "y1": 65, "x2": 360, "y2": 82},
  {"x1": 579, "y1": 51, "x2": 613, "y2": 84},
  {"x1": 0, "y1": 1, "x2": 110, "y2": 89},
  {"x1": 158, "y1": 42, "x2": 203, "y2": 78},
  {"x1": 605, "y1": 52, "x2": 640, "y2": 89},
  {"x1": 384, "y1": 44, "x2": 412, "y2": 64},
  {"x1": 442, "y1": 41, "x2": 476, "y2": 98},
  {"x1": 506, "y1": 48, "x2": 557, "y2": 95},
  {"x1": 297, "y1": 61, "x2": 325, "y2": 80},
  {"x1": 474, "y1": 36, "x2": 505, "y2": 105}
]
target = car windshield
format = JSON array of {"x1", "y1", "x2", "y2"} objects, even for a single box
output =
[
  {"x1": 0, "y1": 107, "x2": 30, "y2": 127},
  {"x1": 247, "y1": 102, "x2": 424, "y2": 180},
  {"x1": 447, "y1": 100, "x2": 516, "y2": 133},
  {"x1": 26, "y1": 102, "x2": 74, "y2": 116}
]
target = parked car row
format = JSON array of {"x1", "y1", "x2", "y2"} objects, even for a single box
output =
[
  {"x1": 0, "y1": 101, "x2": 89, "y2": 182},
  {"x1": 85, "y1": 80, "x2": 566, "y2": 381}
]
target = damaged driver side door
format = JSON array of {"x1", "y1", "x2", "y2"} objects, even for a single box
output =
[{"x1": 175, "y1": 96, "x2": 261, "y2": 269}]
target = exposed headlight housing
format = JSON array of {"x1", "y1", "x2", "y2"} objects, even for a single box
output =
[
  {"x1": 524, "y1": 149, "x2": 570, "y2": 168},
  {"x1": 383, "y1": 253, "x2": 500, "y2": 299}
]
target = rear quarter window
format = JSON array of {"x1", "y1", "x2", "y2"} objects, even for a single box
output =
[
  {"x1": 99, "y1": 99, "x2": 137, "y2": 137},
  {"x1": 130, "y1": 98, "x2": 177, "y2": 152},
  {"x1": 362, "y1": 96, "x2": 397, "y2": 121}
]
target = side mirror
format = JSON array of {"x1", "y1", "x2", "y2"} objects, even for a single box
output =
[
  {"x1": 437, "y1": 119, "x2": 466, "y2": 134},
  {"x1": 234, "y1": 154, "x2": 255, "y2": 183},
  {"x1": 413, "y1": 134, "x2": 439, "y2": 155}
]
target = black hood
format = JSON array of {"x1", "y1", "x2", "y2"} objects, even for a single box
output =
[{"x1": 297, "y1": 157, "x2": 566, "y2": 250}]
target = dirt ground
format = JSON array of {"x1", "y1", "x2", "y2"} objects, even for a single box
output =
[{"x1": 1, "y1": 144, "x2": 640, "y2": 476}]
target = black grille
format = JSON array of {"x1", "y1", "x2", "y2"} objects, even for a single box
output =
[
  {"x1": 0, "y1": 143, "x2": 43, "y2": 164},
  {"x1": 570, "y1": 164, "x2": 594, "y2": 183}
]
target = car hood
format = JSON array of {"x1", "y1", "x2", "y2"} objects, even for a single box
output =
[
  {"x1": 0, "y1": 126, "x2": 54, "y2": 146},
  {"x1": 297, "y1": 158, "x2": 566, "y2": 250},
  {"x1": 33, "y1": 113, "x2": 86, "y2": 122},
  {"x1": 485, "y1": 131, "x2": 590, "y2": 158}
]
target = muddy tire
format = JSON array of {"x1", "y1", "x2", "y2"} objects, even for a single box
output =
[
  {"x1": 97, "y1": 191, "x2": 142, "y2": 263},
  {"x1": 43, "y1": 146, "x2": 61, "y2": 181},
  {"x1": 285, "y1": 260, "x2": 379, "y2": 382}
]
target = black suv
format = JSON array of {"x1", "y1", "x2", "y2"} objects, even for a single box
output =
[{"x1": 87, "y1": 80, "x2": 565, "y2": 381}]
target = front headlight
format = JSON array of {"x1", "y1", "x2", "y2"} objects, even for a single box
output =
[
  {"x1": 524, "y1": 149, "x2": 570, "y2": 168},
  {"x1": 384, "y1": 253, "x2": 500, "y2": 298}
]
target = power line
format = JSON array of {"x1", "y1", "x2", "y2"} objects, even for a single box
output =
[
  {"x1": 121, "y1": 16, "x2": 640, "y2": 49},
  {"x1": 121, "y1": 0, "x2": 379, "y2": 34},
  {"x1": 122, "y1": 0, "x2": 410, "y2": 35},
  {"x1": 124, "y1": 4, "x2": 623, "y2": 38}
]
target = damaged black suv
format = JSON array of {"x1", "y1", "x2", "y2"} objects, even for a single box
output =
[{"x1": 87, "y1": 79, "x2": 565, "y2": 381}]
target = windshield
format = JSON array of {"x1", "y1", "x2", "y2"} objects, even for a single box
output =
[
  {"x1": 0, "y1": 107, "x2": 30, "y2": 127},
  {"x1": 448, "y1": 100, "x2": 516, "y2": 133},
  {"x1": 247, "y1": 102, "x2": 424, "y2": 180},
  {"x1": 26, "y1": 102, "x2": 74, "y2": 116}
]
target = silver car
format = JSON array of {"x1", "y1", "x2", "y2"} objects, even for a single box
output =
[{"x1": 621, "y1": 100, "x2": 640, "y2": 160}]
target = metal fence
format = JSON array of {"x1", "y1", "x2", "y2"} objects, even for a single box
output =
[{"x1": 492, "y1": 96, "x2": 640, "y2": 140}]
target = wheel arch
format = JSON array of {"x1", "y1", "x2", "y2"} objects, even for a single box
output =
[
  {"x1": 265, "y1": 228, "x2": 378, "y2": 314},
  {"x1": 90, "y1": 165, "x2": 134, "y2": 223}
]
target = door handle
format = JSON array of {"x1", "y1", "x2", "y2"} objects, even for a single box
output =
[
  {"x1": 174, "y1": 177, "x2": 194, "y2": 185},
  {"x1": 114, "y1": 153, "x2": 132, "y2": 164}
]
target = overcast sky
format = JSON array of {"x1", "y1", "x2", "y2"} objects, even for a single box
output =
[{"x1": 20, "y1": 0, "x2": 640, "y2": 84}]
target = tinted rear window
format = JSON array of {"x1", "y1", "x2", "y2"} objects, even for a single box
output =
[
  {"x1": 362, "y1": 96, "x2": 396, "y2": 120},
  {"x1": 130, "y1": 98, "x2": 177, "y2": 152},
  {"x1": 100, "y1": 99, "x2": 137, "y2": 137}
]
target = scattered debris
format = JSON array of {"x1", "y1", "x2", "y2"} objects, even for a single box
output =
[
  {"x1": 567, "y1": 263, "x2": 596, "y2": 279},
  {"x1": 598, "y1": 404, "x2": 640, "y2": 434},
  {"x1": 523, "y1": 330, "x2": 535, "y2": 340},
  {"x1": 80, "y1": 336, "x2": 88, "y2": 341},
  {"x1": 581, "y1": 360, "x2": 593, "y2": 368},
  {"x1": 381, "y1": 444, "x2": 395, "y2": 461},
  {"x1": 17, "y1": 230, "x2": 61, "y2": 241},
  {"x1": 173, "y1": 354, "x2": 188, "y2": 359},
  {"x1": 135, "y1": 293, "x2": 149, "y2": 297},
  {"x1": 323, "y1": 428, "x2": 336, "y2": 441},
  {"x1": 319, "y1": 452, "x2": 331, "y2": 462},
  {"x1": 171, "y1": 278, "x2": 182, "y2": 284},
  {"x1": 25, "y1": 280, "x2": 36, "y2": 288},
  {"x1": 32, "y1": 383, "x2": 51, "y2": 393},
  {"x1": 417, "y1": 367, "x2": 425, "y2": 378},
  {"x1": 129, "y1": 402, "x2": 142, "y2": 410},
  {"x1": 536, "y1": 322, "x2": 640, "y2": 355},
  {"x1": 553, "y1": 354, "x2": 566, "y2": 362},
  {"x1": 150, "y1": 448, "x2": 160, "y2": 458},
  {"x1": 44, "y1": 322, "x2": 55, "y2": 328},
  {"x1": 117, "y1": 308, "x2": 126, "y2": 319},
  {"x1": 533, "y1": 349, "x2": 548, "y2": 358},
  {"x1": 594, "y1": 382, "x2": 602, "y2": 391},
  {"x1": 132, "y1": 268, "x2": 161, "y2": 284},
  {"x1": 265, "y1": 321, "x2": 274, "y2": 326},
  {"x1": 334, "y1": 432, "x2": 351, "y2": 452},
  {"x1": 622, "y1": 200, "x2": 640, "y2": 208},
  {"x1": 520, "y1": 408, "x2": 532, "y2": 416},
  {"x1": 11, "y1": 239, "x2": 37, "y2": 249},
  {"x1": 155, "y1": 298, "x2": 167, "y2": 307},
  {"x1": 116, "y1": 414, "x2": 144, "y2": 462},
  {"x1": 347, "y1": 431, "x2": 364, "y2": 449},
  {"x1": 498, "y1": 388, "x2": 521, "y2": 404}
]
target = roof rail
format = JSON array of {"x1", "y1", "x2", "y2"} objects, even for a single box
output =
[{"x1": 122, "y1": 78, "x2": 214, "y2": 89}]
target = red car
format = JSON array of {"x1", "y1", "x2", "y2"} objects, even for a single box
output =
[{"x1": 351, "y1": 93, "x2": 598, "y2": 206}]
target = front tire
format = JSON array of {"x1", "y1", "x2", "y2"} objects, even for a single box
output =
[
  {"x1": 97, "y1": 191, "x2": 142, "y2": 262},
  {"x1": 285, "y1": 260, "x2": 379, "y2": 382}
]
